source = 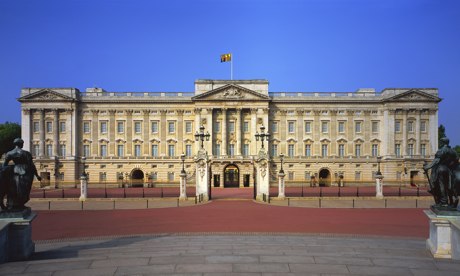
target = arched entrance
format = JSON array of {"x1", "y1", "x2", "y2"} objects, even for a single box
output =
[
  {"x1": 224, "y1": 164, "x2": 239, "y2": 188},
  {"x1": 131, "y1": 169, "x2": 144, "y2": 187},
  {"x1": 318, "y1": 168, "x2": 331, "y2": 187}
]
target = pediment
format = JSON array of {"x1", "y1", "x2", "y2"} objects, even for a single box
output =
[
  {"x1": 18, "y1": 89, "x2": 75, "y2": 102},
  {"x1": 384, "y1": 89, "x2": 441, "y2": 103},
  {"x1": 192, "y1": 84, "x2": 270, "y2": 101}
]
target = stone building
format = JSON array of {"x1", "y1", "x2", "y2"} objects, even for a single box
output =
[{"x1": 18, "y1": 80, "x2": 440, "y2": 188}]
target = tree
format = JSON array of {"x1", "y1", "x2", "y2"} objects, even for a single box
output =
[
  {"x1": 455, "y1": 145, "x2": 460, "y2": 156},
  {"x1": 0, "y1": 122, "x2": 21, "y2": 157}
]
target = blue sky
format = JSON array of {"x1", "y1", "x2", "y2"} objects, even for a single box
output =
[{"x1": 1, "y1": 0, "x2": 459, "y2": 144}]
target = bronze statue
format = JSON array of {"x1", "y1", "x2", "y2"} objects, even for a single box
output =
[
  {"x1": 1, "y1": 138, "x2": 41, "y2": 211},
  {"x1": 423, "y1": 137, "x2": 459, "y2": 210}
]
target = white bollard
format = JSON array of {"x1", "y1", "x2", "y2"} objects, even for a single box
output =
[
  {"x1": 278, "y1": 172, "x2": 286, "y2": 199},
  {"x1": 179, "y1": 172, "x2": 187, "y2": 200},
  {"x1": 375, "y1": 175, "x2": 384, "y2": 198},
  {"x1": 79, "y1": 175, "x2": 87, "y2": 201}
]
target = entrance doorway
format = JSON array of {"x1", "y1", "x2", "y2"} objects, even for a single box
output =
[
  {"x1": 224, "y1": 164, "x2": 239, "y2": 188},
  {"x1": 131, "y1": 169, "x2": 144, "y2": 187},
  {"x1": 318, "y1": 168, "x2": 331, "y2": 187}
]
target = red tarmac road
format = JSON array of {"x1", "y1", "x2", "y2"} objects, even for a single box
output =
[{"x1": 32, "y1": 200, "x2": 429, "y2": 241}]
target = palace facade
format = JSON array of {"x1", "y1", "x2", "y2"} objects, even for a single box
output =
[{"x1": 18, "y1": 80, "x2": 440, "y2": 188}]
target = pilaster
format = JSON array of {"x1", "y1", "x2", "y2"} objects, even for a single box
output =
[
  {"x1": 21, "y1": 108, "x2": 31, "y2": 151},
  {"x1": 91, "y1": 109, "x2": 99, "y2": 157},
  {"x1": 108, "y1": 110, "x2": 116, "y2": 156},
  {"x1": 142, "y1": 109, "x2": 150, "y2": 156},
  {"x1": 236, "y1": 108, "x2": 242, "y2": 156},
  {"x1": 222, "y1": 108, "x2": 227, "y2": 156},
  {"x1": 39, "y1": 109, "x2": 45, "y2": 158},
  {"x1": 126, "y1": 109, "x2": 133, "y2": 156}
]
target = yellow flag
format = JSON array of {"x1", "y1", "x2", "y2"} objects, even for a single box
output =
[{"x1": 220, "y1": 53, "x2": 231, "y2": 62}]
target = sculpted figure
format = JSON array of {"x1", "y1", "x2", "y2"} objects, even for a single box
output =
[
  {"x1": 423, "y1": 137, "x2": 459, "y2": 209},
  {"x1": 1, "y1": 138, "x2": 41, "y2": 210}
]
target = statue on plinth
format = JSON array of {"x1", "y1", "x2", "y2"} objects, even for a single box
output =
[
  {"x1": 423, "y1": 137, "x2": 460, "y2": 212},
  {"x1": 1, "y1": 138, "x2": 41, "y2": 212}
]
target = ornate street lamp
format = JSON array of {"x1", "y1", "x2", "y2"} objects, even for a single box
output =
[
  {"x1": 194, "y1": 125, "x2": 210, "y2": 149},
  {"x1": 255, "y1": 125, "x2": 270, "y2": 149},
  {"x1": 376, "y1": 156, "x2": 382, "y2": 177},
  {"x1": 181, "y1": 153, "x2": 186, "y2": 174},
  {"x1": 279, "y1": 153, "x2": 284, "y2": 174},
  {"x1": 81, "y1": 156, "x2": 86, "y2": 177}
]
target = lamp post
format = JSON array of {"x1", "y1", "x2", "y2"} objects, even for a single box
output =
[
  {"x1": 278, "y1": 153, "x2": 285, "y2": 199},
  {"x1": 195, "y1": 125, "x2": 210, "y2": 150},
  {"x1": 179, "y1": 153, "x2": 187, "y2": 200},
  {"x1": 375, "y1": 156, "x2": 384, "y2": 198},
  {"x1": 255, "y1": 125, "x2": 270, "y2": 149},
  {"x1": 79, "y1": 156, "x2": 87, "y2": 201}
]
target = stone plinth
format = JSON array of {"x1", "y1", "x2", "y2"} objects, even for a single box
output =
[
  {"x1": 424, "y1": 209, "x2": 460, "y2": 260},
  {"x1": 0, "y1": 212, "x2": 37, "y2": 264}
]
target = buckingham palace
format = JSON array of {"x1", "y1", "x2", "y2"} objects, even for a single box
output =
[{"x1": 18, "y1": 79, "x2": 440, "y2": 188}]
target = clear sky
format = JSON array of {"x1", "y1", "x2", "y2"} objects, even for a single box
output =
[{"x1": 1, "y1": 0, "x2": 459, "y2": 144}]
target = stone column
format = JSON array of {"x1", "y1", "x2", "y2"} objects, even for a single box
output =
[
  {"x1": 126, "y1": 110, "x2": 133, "y2": 156},
  {"x1": 91, "y1": 110, "x2": 99, "y2": 157},
  {"x1": 53, "y1": 109, "x2": 59, "y2": 157},
  {"x1": 415, "y1": 109, "x2": 421, "y2": 155},
  {"x1": 236, "y1": 108, "x2": 242, "y2": 156},
  {"x1": 177, "y1": 110, "x2": 184, "y2": 155},
  {"x1": 143, "y1": 109, "x2": 150, "y2": 156},
  {"x1": 109, "y1": 110, "x2": 116, "y2": 156},
  {"x1": 250, "y1": 108, "x2": 257, "y2": 155},
  {"x1": 71, "y1": 108, "x2": 77, "y2": 159},
  {"x1": 429, "y1": 109, "x2": 438, "y2": 156},
  {"x1": 297, "y1": 110, "x2": 304, "y2": 156},
  {"x1": 278, "y1": 171, "x2": 285, "y2": 199},
  {"x1": 363, "y1": 110, "x2": 372, "y2": 156},
  {"x1": 159, "y1": 110, "x2": 167, "y2": 156},
  {"x1": 39, "y1": 109, "x2": 45, "y2": 158},
  {"x1": 206, "y1": 108, "x2": 213, "y2": 155},
  {"x1": 194, "y1": 108, "x2": 202, "y2": 153},
  {"x1": 402, "y1": 110, "x2": 407, "y2": 157},
  {"x1": 313, "y1": 110, "x2": 321, "y2": 156},
  {"x1": 22, "y1": 108, "x2": 31, "y2": 151},
  {"x1": 346, "y1": 110, "x2": 354, "y2": 156},
  {"x1": 279, "y1": 110, "x2": 287, "y2": 155},
  {"x1": 222, "y1": 108, "x2": 227, "y2": 156}
]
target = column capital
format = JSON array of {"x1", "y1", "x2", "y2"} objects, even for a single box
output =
[
  {"x1": 279, "y1": 110, "x2": 288, "y2": 115},
  {"x1": 90, "y1": 109, "x2": 100, "y2": 115},
  {"x1": 126, "y1": 109, "x2": 134, "y2": 115},
  {"x1": 194, "y1": 108, "x2": 202, "y2": 115},
  {"x1": 52, "y1": 108, "x2": 60, "y2": 114},
  {"x1": 250, "y1": 108, "x2": 258, "y2": 114},
  {"x1": 313, "y1": 110, "x2": 321, "y2": 116},
  {"x1": 108, "y1": 109, "x2": 117, "y2": 115},
  {"x1": 64, "y1": 108, "x2": 74, "y2": 115},
  {"x1": 22, "y1": 108, "x2": 31, "y2": 115},
  {"x1": 177, "y1": 109, "x2": 185, "y2": 115},
  {"x1": 330, "y1": 110, "x2": 338, "y2": 116},
  {"x1": 296, "y1": 109, "x2": 304, "y2": 116}
]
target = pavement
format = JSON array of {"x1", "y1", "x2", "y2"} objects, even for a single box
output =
[{"x1": 1, "y1": 199, "x2": 460, "y2": 275}]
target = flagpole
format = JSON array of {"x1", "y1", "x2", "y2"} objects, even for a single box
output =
[{"x1": 231, "y1": 53, "x2": 233, "y2": 80}]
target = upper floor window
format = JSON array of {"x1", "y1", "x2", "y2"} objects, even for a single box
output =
[
  {"x1": 100, "y1": 121, "x2": 107, "y2": 134},
  {"x1": 407, "y1": 143, "x2": 414, "y2": 156},
  {"x1": 271, "y1": 144, "x2": 278, "y2": 157},
  {"x1": 168, "y1": 144, "x2": 175, "y2": 157},
  {"x1": 59, "y1": 122, "x2": 66, "y2": 133},
  {"x1": 372, "y1": 144, "x2": 378, "y2": 157},
  {"x1": 395, "y1": 144, "x2": 401, "y2": 157},
  {"x1": 321, "y1": 121, "x2": 328, "y2": 133},
  {"x1": 32, "y1": 145, "x2": 39, "y2": 157},
  {"x1": 228, "y1": 121, "x2": 235, "y2": 132},
  {"x1": 83, "y1": 122, "x2": 90, "y2": 134},
  {"x1": 338, "y1": 144, "x2": 345, "y2": 157},
  {"x1": 151, "y1": 121, "x2": 159, "y2": 133},
  {"x1": 355, "y1": 144, "x2": 361, "y2": 157},
  {"x1": 59, "y1": 144, "x2": 66, "y2": 157},
  {"x1": 338, "y1": 122, "x2": 345, "y2": 133},
  {"x1": 83, "y1": 145, "x2": 90, "y2": 157},
  {"x1": 272, "y1": 122, "x2": 278, "y2": 133},
  {"x1": 168, "y1": 121, "x2": 175, "y2": 133},
  {"x1": 151, "y1": 144, "x2": 158, "y2": 157},
  {"x1": 46, "y1": 122, "x2": 53, "y2": 133},
  {"x1": 243, "y1": 144, "x2": 249, "y2": 156},
  {"x1": 372, "y1": 121, "x2": 379, "y2": 133},
  {"x1": 33, "y1": 121, "x2": 40, "y2": 133},
  {"x1": 214, "y1": 121, "x2": 221, "y2": 132},
  {"x1": 288, "y1": 144, "x2": 295, "y2": 157},
  {"x1": 186, "y1": 144, "x2": 192, "y2": 157},
  {"x1": 421, "y1": 144, "x2": 426, "y2": 156},
  {"x1": 305, "y1": 121, "x2": 312, "y2": 133},
  {"x1": 185, "y1": 121, "x2": 193, "y2": 133},
  {"x1": 355, "y1": 121, "x2": 362, "y2": 133},
  {"x1": 321, "y1": 144, "x2": 328, "y2": 157},
  {"x1": 395, "y1": 120, "x2": 401, "y2": 132},
  {"x1": 228, "y1": 144, "x2": 235, "y2": 156},
  {"x1": 134, "y1": 144, "x2": 141, "y2": 157},
  {"x1": 420, "y1": 121, "x2": 427, "y2": 132},
  {"x1": 100, "y1": 144, "x2": 107, "y2": 157},
  {"x1": 305, "y1": 144, "x2": 311, "y2": 157},
  {"x1": 407, "y1": 121, "x2": 414, "y2": 132},
  {"x1": 117, "y1": 145, "x2": 124, "y2": 157},
  {"x1": 117, "y1": 121, "x2": 124, "y2": 133},
  {"x1": 288, "y1": 121, "x2": 295, "y2": 133},
  {"x1": 134, "y1": 121, "x2": 142, "y2": 134},
  {"x1": 243, "y1": 121, "x2": 249, "y2": 133},
  {"x1": 214, "y1": 144, "x2": 221, "y2": 156}
]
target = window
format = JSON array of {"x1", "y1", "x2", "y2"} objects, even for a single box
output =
[
  {"x1": 372, "y1": 121, "x2": 379, "y2": 133},
  {"x1": 395, "y1": 144, "x2": 401, "y2": 157},
  {"x1": 395, "y1": 121, "x2": 401, "y2": 132},
  {"x1": 59, "y1": 122, "x2": 66, "y2": 133},
  {"x1": 272, "y1": 122, "x2": 278, "y2": 133},
  {"x1": 271, "y1": 144, "x2": 278, "y2": 157},
  {"x1": 355, "y1": 171, "x2": 361, "y2": 181},
  {"x1": 185, "y1": 121, "x2": 192, "y2": 133},
  {"x1": 33, "y1": 121, "x2": 39, "y2": 133},
  {"x1": 100, "y1": 172, "x2": 107, "y2": 182},
  {"x1": 243, "y1": 121, "x2": 249, "y2": 133},
  {"x1": 305, "y1": 144, "x2": 311, "y2": 157},
  {"x1": 151, "y1": 121, "x2": 158, "y2": 133},
  {"x1": 372, "y1": 144, "x2": 378, "y2": 157},
  {"x1": 408, "y1": 121, "x2": 414, "y2": 132},
  {"x1": 407, "y1": 143, "x2": 414, "y2": 156},
  {"x1": 168, "y1": 144, "x2": 175, "y2": 157},
  {"x1": 46, "y1": 144, "x2": 52, "y2": 157},
  {"x1": 59, "y1": 144, "x2": 66, "y2": 157},
  {"x1": 355, "y1": 121, "x2": 362, "y2": 133},
  {"x1": 304, "y1": 172, "x2": 311, "y2": 180},
  {"x1": 229, "y1": 121, "x2": 235, "y2": 132},
  {"x1": 33, "y1": 145, "x2": 39, "y2": 156},
  {"x1": 228, "y1": 144, "x2": 235, "y2": 156},
  {"x1": 338, "y1": 122, "x2": 345, "y2": 133},
  {"x1": 355, "y1": 144, "x2": 361, "y2": 157},
  {"x1": 396, "y1": 171, "x2": 402, "y2": 180},
  {"x1": 117, "y1": 145, "x2": 124, "y2": 157},
  {"x1": 100, "y1": 122, "x2": 107, "y2": 134},
  {"x1": 134, "y1": 121, "x2": 142, "y2": 134},
  {"x1": 117, "y1": 121, "x2": 124, "y2": 133},
  {"x1": 321, "y1": 121, "x2": 328, "y2": 133},
  {"x1": 421, "y1": 144, "x2": 426, "y2": 157},
  {"x1": 151, "y1": 172, "x2": 158, "y2": 181},
  {"x1": 338, "y1": 144, "x2": 345, "y2": 157},
  {"x1": 288, "y1": 172, "x2": 294, "y2": 181},
  {"x1": 100, "y1": 145, "x2": 107, "y2": 157},
  {"x1": 46, "y1": 122, "x2": 52, "y2": 133},
  {"x1": 288, "y1": 121, "x2": 295, "y2": 133},
  {"x1": 214, "y1": 144, "x2": 221, "y2": 156},
  {"x1": 168, "y1": 122, "x2": 175, "y2": 133},
  {"x1": 214, "y1": 121, "x2": 220, "y2": 132},
  {"x1": 420, "y1": 121, "x2": 427, "y2": 132},
  {"x1": 288, "y1": 144, "x2": 295, "y2": 157},
  {"x1": 134, "y1": 145, "x2": 141, "y2": 157},
  {"x1": 83, "y1": 122, "x2": 90, "y2": 133},
  {"x1": 151, "y1": 145, "x2": 158, "y2": 157},
  {"x1": 243, "y1": 144, "x2": 249, "y2": 156},
  {"x1": 168, "y1": 172, "x2": 174, "y2": 181},
  {"x1": 83, "y1": 145, "x2": 90, "y2": 157},
  {"x1": 321, "y1": 144, "x2": 328, "y2": 157},
  {"x1": 186, "y1": 144, "x2": 192, "y2": 157},
  {"x1": 305, "y1": 121, "x2": 312, "y2": 133}
]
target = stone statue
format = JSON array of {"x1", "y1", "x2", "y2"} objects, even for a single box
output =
[
  {"x1": 423, "y1": 137, "x2": 459, "y2": 210},
  {"x1": 1, "y1": 138, "x2": 41, "y2": 211}
]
